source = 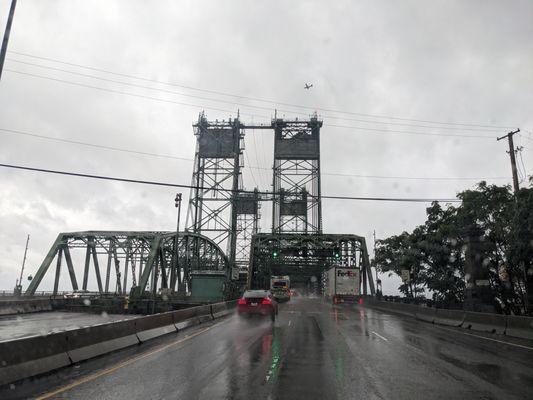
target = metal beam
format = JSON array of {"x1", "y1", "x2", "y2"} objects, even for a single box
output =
[
  {"x1": 25, "y1": 234, "x2": 62, "y2": 295},
  {"x1": 63, "y1": 246, "x2": 79, "y2": 291},
  {"x1": 53, "y1": 247, "x2": 63, "y2": 295}
]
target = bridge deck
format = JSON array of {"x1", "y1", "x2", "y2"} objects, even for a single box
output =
[{"x1": 3, "y1": 298, "x2": 532, "y2": 399}]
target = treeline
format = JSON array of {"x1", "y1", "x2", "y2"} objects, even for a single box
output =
[{"x1": 374, "y1": 181, "x2": 533, "y2": 314}]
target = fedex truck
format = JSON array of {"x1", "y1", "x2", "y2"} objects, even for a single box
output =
[
  {"x1": 270, "y1": 275, "x2": 291, "y2": 302},
  {"x1": 324, "y1": 266, "x2": 360, "y2": 304}
]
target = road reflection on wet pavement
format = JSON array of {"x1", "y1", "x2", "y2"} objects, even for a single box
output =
[{"x1": 3, "y1": 297, "x2": 533, "y2": 399}]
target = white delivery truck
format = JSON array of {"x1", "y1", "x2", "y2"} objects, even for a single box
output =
[
  {"x1": 270, "y1": 275, "x2": 291, "y2": 302},
  {"x1": 324, "y1": 266, "x2": 360, "y2": 304}
]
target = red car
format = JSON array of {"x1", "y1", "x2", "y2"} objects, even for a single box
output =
[{"x1": 237, "y1": 290, "x2": 279, "y2": 321}]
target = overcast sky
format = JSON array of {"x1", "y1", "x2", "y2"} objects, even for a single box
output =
[{"x1": 0, "y1": 0, "x2": 531, "y2": 293}]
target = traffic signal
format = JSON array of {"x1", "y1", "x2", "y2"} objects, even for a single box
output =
[
  {"x1": 272, "y1": 250, "x2": 279, "y2": 258},
  {"x1": 334, "y1": 249, "x2": 341, "y2": 259}
]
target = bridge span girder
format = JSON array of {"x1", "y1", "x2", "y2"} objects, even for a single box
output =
[
  {"x1": 25, "y1": 231, "x2": 230, "y2": 298},
  {"x1": 247, "y1": 233, "x2": 375, "y2": 295}
]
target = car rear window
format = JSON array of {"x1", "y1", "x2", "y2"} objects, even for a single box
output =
[{"x1": 244, "y1": 290, "x2": 269, "y2": 298}]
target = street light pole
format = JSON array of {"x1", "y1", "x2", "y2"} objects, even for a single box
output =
[{"x1": 0, "y1": 0, "x2": 17, "y2": 82}]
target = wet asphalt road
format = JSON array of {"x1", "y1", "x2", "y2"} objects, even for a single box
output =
[{"x1": 3, "y1": 296, "x2": 533, "y2": 399}]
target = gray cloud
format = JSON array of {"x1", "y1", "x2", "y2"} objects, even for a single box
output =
[{"x1": 0, "y1": 0, "x2": 531, "y2": 294}]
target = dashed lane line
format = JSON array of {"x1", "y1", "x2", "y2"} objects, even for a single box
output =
[{"x1": 371, "y1": 331, "x2": 389, "y2": 342}]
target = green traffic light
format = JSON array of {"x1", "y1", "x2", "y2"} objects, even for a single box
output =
[{"x1": 273, "y1": 251, "x2": 278, "y2": 258}]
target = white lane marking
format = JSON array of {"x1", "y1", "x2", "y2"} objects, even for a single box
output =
[
  {"x1": 437, "y1": 326, "x2": 533, "y2": 351},
  {"x1": 372, "y1": 331, "x2": 389, "y2": 341},
  {"x1": 288, "y1": 320, "x2": 292, "y2": 326}
]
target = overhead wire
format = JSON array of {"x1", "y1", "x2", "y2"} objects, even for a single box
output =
[
  {"x1": 3, "y1": 68, "x2": 503, "y2": 140},
  {"x1": 7, "y1": 50, "x2": 516, "y2": 130},
  {"x1": 3, "y1": 69, "x2": 268, "y2": 120},
  {"x1": 0, "y1": 162, "x2": 462, "y2": 203},
  {"x1": 0, "y1": 126, "x2": 510, "y2": 181},
  {"x1": 5, "y1": 57, "x2": 504, "y2": 134}
]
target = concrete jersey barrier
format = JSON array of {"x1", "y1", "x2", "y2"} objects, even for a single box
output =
[
  {"x1": 434, "y1": 309, "x2": 465, "y2": 327},
  {"x1": 135, "y1": 312, "x2": 177, "y2": 342},
  {"x1": 463, "y1": 311, "x2": 507, "y2": 334},
  {"x1": 172, "y1": 304, "x2": 212, "y2": 330},
  {"x1": 505, "y1": 315, "x2": 533, "y2": 340},
  {"x1": 0, "y1": 298, "x2": 52, "y2": 316},
  {"x1": 211, "y1": 300, "x2": 237, "y2": 319},
  {"x1": 0, "y1": 331, "x2": 70, "y2": 386},
  {"x1": 415, "y1": 307, "x2": 436, "y2": 323},
  {"x1": 66, "y1": 319, "x2": 140, "y2": 363},
  {"x1": 0, "y1": 300, "x2": 237, "y2": 386}
]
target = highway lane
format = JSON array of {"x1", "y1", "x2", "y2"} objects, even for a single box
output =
[{"x1": 3, "y1": 297, "x2": 533, "y2": 399}]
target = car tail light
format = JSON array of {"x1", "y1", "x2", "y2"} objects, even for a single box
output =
[
  {"x1": 238, "y1": 298, "x2": 246, "y2": 305},
  {"x1": 261, "y1": 297, "x2": 272, "y2": 305}
]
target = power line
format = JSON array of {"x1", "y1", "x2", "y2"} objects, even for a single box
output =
[
  {"x1": 0, "y1": 127, "x2": 193, "y2": 161},
  {"x1": 0, "y1": 162, "x2": 461, "y2": 203},
  {"x1": 6, "y1": 57, "x2": 503, "y2": 134},
  {"x1": 326, "y1": 123, "x2": 496, "y2": 139},
  {"x1": 3, "y1": 69, "x2": 267, "y2": 119},
  {"x1": 0, "y1": 126, "x2": 509, "y2": 181},
  {"x1": 8, "y1": 49, "x2": 516, "y2": 130},
  {"x1": 3, "y1": 69, "x2": 503, "y2": 140}
]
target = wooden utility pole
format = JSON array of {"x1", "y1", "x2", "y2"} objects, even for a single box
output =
[
  {"x1": 497, "y1": 129, "x2": 521, "y2": 194},
  {"x1": 0, "y1": 0, "x2": 17, "y2": 81}
]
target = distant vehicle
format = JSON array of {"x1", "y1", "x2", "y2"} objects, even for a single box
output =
[
  {"x1": 323, "y1": 266, "x2": 360, "y2": 304},
  {"x1": 304, "y1": 83, "x2": 313, "y2": 89},
  {"x1": 237, "y1": 290, "x2": 278, "y2": 321},
  {"x1": 270, "y1": 275, "x2": 291, "y2": 302},
  {"x1": 63, "y1": 290, "x2": 92, "y2": 299}
]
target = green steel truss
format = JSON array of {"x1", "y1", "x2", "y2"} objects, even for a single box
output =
[
  {"x1": 247, "y1": 233, "x2": 375, "y2": 295},
  {"x1": 25, "y1": 231, "x2": 230, "y2": 297}
]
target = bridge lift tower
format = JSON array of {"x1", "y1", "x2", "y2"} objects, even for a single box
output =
[
  {"x1": 186, "y1": 113, "x2": 260, "y2": 280},
  {"x1": 272, "y1": 116, "x2": 322, "y2": 234}
]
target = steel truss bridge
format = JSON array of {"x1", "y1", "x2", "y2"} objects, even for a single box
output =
[
  {"x1": 25, "y1": 231, "x2": 229, "y2": 297},
  {"x1": 248, "y1": 233, "x2": 375, "y2": 294},
  {"x1": 25, "y1": 112, "x2": 375, "y2": 298}
]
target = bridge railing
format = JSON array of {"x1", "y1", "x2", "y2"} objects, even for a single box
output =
[{"x1": 0, "y1": 290, "x2": 71, "y2": 299}]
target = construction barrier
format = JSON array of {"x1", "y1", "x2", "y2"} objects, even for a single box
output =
[
  {"x1": 434, "y1": 309, "x2": 465, "y2": 327},
  {"x1": 415, "y1": 306, "x2": 436, "y2": 323},
  {"x1": 505, "y1": 315, "x2": 533, "y2": 340},
  {"x1": 0, "y1": 332, "x2": 70, "y2": 386},
  {"x1": 135, "y1": 312, "x2": 177, "y2": 342},
  {"x1": 463, "y1": 311, "x2": 507, "y2": 334},
  {"x1": 66, "y1": 319, "x2": 140, "y2": 363}
]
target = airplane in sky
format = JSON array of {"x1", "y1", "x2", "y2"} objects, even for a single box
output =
[{"x1": 304, "y1": 83, "x2": 313, "y2": 89}]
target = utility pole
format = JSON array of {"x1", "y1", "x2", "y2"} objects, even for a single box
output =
[
  {"x1": 497, "y1": 129, "x2": 521, "y2": 194},
  {"x1": 0, "y1": 0, "x2": 17, "y2": 82},
  {"x1": 14, "y1": 234, "x2": 29, "y2": 295},
  {"x1": 373, "y1": 230, "x2": 382, "y2": 298},
  {"x1": 174, "y1": 193, "x2": 182, "y2": 292}
]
